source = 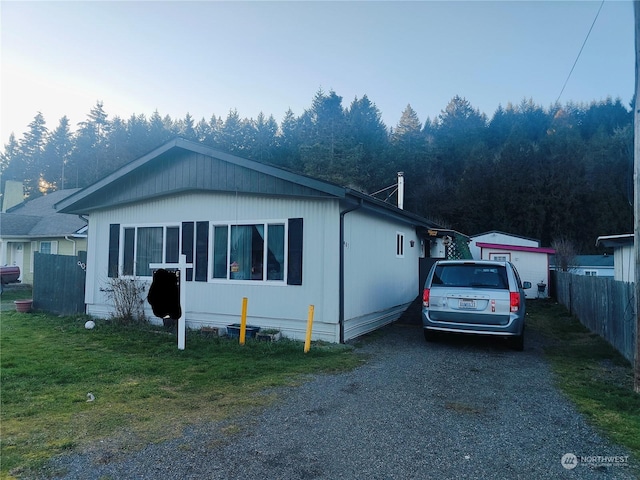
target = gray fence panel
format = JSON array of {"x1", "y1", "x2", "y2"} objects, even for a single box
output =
[
  {"x1": 553, "y1": 271, "x2": 636, "y2": 363},
  {"x1": 33, "y1": 252, "x2": 86, "y2": 315}
]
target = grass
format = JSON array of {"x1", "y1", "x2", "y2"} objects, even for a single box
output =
[
  {"x1": 527, "y1": 299, "x2": 640, "y2": 463},
  {"x1": 2, "y1": 293, "x2": 639, "y2": 478},
  {"x1": 0, "y1": 307, "x2": 363, "y2": 479}
]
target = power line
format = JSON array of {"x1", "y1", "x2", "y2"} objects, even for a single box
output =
[{"x1": 555, "y1": 0, "x2": 606, "y2": 105}]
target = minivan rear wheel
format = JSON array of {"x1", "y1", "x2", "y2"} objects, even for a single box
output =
[
  {"x1": 510, "y1": 328, "x2": 525, "y2": 351},
  {"x1": 424, "y1": 329, "x2": 438, "y2": 342}
]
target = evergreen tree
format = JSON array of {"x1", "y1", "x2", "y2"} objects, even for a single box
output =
[
  {"x1": 179, "y1": 113, "x2": 197, "y2": 140},
  {"x1": 1, "y1": 133, "x2": 22, "y2": 188},
  {"x1": 220, "y1": 109, "x2": 245, "y2": 154},
  {"x1": 42, "y1": 116, "x2": 73, "y2": 190},
  {"x1": 389, "y1": 104, "x2": 426, "y2": 212},
  {"x1": 278, "y1": 108, "x2": 302, "y2": 169},
  {"x1": 148, "y1": 110, "x2": 172, "y2": 147},
  {"x1": 195, "y1": 117, "x2": 212, "y2": 144},
  {"x1": 345, "y1": 95, "x2": 389, "y2": 191},
  {"x1": 126, "y1": 114, "x2": 152, "y2": 159},
  {"x1": 19, "y1": 112, "x2": 49, "y2": 197},
  {"x1": 250, "y1": 112, "x2": 278, "y2": 164},
  {"x1": 70, "y1": 101, "x2": 111, "y2": 186}
]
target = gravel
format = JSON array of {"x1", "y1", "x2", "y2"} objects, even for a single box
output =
[{"x1": 34, "y1": 322, "x2": 636, "y2": 480}]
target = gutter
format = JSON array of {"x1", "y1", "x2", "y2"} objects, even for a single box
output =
[{"x1": 339, "y1": 198, "x2": 363, "y2": 343}]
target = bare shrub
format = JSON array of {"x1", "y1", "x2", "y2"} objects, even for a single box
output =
[
  {"x1": 551, "y1": 236, "x2": 577, "y2": 272},
  {"x1": 101, "y1": 277, "x2": 148, "y2": 325}
]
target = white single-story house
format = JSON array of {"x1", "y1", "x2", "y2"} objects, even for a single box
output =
[
  {"x1": 0, "y1": 187, "x2": 88, "y2": 284},
  {"x1": 549, "y1": 254, "x2": 614, "y2": 277},
  {"x1": 474, "y1": 239, "x2": 555, "y2": 298},
  {"x1": 595, "y1": 234, "x2": 634, "y2": 283},
  {"x1": 57, "y1": 138, "x2": 444, "y2": 343}
]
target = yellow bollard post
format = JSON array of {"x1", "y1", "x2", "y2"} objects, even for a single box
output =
[
  {"x1": 239, "y1": 297, "x2": 248, "y2": 345},
  {"x1": 304, "y1": 305, "x2": 315, "y2": 353}
]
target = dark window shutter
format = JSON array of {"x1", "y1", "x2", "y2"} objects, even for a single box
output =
[
  {"x1": 182, "y1": 222, "x2": 194, "y2": 281},
  {"x1": 195, "y1": 221, "x2": 209, "y2": 281},
  {"x1": 108, "y1": 224, "x2": 120, "y2": 278},
  {"x1": 287, "y1": 218, "x2": 303, "y2": 285}
]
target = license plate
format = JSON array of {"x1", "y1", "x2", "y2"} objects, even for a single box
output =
[{"x1": 458, "y1": 299, "x2": 476, "y2": 309}]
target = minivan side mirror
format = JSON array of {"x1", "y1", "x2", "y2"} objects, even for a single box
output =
[{"x1": 523, "y1": 281, "x2": 532, "y2": 289}]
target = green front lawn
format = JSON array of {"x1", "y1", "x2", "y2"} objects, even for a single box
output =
[{"x1": 0, "y1": 311, "x2": 362, "y2": 478}]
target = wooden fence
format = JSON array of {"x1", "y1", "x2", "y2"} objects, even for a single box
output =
[
  {"x1": 553, "y1": 271, "x2": 636, "y2": 363},
  {"x1": 33, "y1": 252, "x2": 86, "y2": 315}
]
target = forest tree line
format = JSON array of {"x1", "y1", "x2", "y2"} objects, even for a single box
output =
[{"x1": 0, "y1": 90, "x2": 633, "y2": 253}]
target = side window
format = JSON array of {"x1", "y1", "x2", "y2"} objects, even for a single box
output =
[{"x1": 396, "y1": 233, "x2": 404, "y2": 257}]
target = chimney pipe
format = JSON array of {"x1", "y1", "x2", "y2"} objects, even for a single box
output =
[{"x1": 397, "y1": 172, "x2": 404, "y2": 210}]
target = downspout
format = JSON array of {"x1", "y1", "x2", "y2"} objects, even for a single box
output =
[
  {"x1": 339, "y1": 198, "x2": 363, "y2": 343},
  {"x1": 64, "y1": 236, "x2": 77, "y2": 255}
]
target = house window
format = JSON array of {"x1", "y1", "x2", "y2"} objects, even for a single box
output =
[
  {"x1": 109, "y1": 219, "x2": 303, "y2": 284},
  {"x1": 39, "y1": 241, "x2": 57, "y2": 255},
  {"x1": 212, "y1": 222, "x2": 286, "y2": 281},
  {"x1": 120, "y1": 225, "x2": 180, "y2": 277},
  {"x1": 396, "y1": 233, "x2": 404, "y2": 257},
  {"x1": 585, "y1": 270, "x2": 598, "y2": 276}
]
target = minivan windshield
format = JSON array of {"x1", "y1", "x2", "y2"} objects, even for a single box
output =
[{"x1": 431, "y1": 264, "x2": 509, "y2": 289}]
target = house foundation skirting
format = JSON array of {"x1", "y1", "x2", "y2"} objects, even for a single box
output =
[{"x1": 343, "y1": 301, "x2": 413, "y2": 342}]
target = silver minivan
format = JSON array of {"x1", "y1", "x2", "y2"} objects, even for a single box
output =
[{"x1": 422, "y1": 260, "x2": 531, "y2": 350}]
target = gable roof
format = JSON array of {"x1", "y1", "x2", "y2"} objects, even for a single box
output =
[
  {"x1": 470, "y1": 230, "x2": 540, "y2": 245},
  {"x1": 57, "y1": 138, "x2": 440, "y2": 230},
  {"x1": 1, "y1": 189, "x2": 87, "y2": 238}
]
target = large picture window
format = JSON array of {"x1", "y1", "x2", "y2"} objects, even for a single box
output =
[
  {"x1": 213, "y1": 222, "x2": 286, "y2": 281},
  {"x1": 108, "y1": 218, "x2": 302, "y2": 284}
]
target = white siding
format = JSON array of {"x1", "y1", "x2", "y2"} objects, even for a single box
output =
[
  {"x1": 342, "y1": 209, "x2": 419, "y2": 340},
  {"x1": 86, "y1": 192, "x2": 341, "y2": 342}
]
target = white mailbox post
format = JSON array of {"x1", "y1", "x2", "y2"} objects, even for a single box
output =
[{"x1": 150, "y1": 254, "x2": 192, "y2": 350}]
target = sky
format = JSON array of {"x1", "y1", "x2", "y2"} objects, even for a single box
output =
[{"x1": 1, "y1": 0, "x2": 635, "y2": 147}]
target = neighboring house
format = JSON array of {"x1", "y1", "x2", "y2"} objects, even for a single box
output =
[
  {"x1": 470, "y1": 232, "x2": 555, "y2": 298},
  {"x1": 469, "y1": 231, "x2": 539, "y2": 259},
  {"x1": 57, "y1": 138, "x2": 443, "y2": 343},
  {"x1": 595, "y1": 234, "x2": 634, "y2": 283},
  {"x1": 0, "y1": 189, "x2": 88, "y2": 285},
  {"x1": 549, "y1": 254, "x2": 614, "y2": 277}
]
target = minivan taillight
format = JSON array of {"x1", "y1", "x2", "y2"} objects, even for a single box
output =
[
  {"x1": 423, "y1": 288, "x2": 430, "y2": 307},
  {"x1": 510, "y1": 292, "x2": 521, "y2": 312}
]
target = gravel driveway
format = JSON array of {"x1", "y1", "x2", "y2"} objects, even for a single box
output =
[{"x1": 37, "y1": 322, "x2": 636, "y2": 480}]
